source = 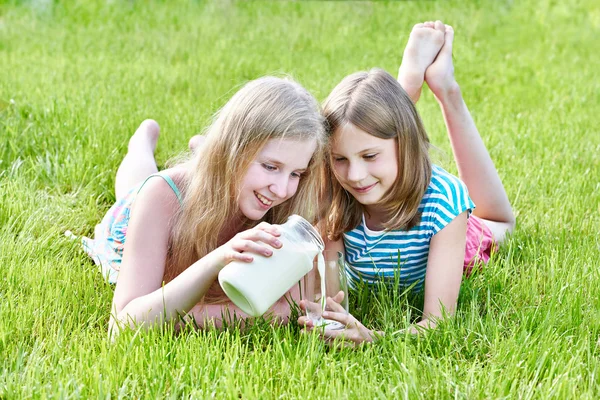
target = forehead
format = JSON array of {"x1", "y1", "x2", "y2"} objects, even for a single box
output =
[
  {"x1": 258, "y1": 137, "x2": 317, "y2": 168},
  {"x1": 332, "y1": 123, "x2": 392, "y2": 153}
]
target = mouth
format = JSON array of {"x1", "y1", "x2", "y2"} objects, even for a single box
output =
[
  {"x1": 254, "y1": 191, "x2": 274, "y2": 209},
  {"x1": 352, "y1": 183, "x2": 377, "y2": 194}
]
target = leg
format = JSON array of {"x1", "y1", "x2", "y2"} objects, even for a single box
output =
[
  {"x1": 114, "y1": 119, "x2": 160, "y2": 199},
  {"x1": 425, "y1": 24, "x2": 515, "y2": 243},
  {"x1": 397, "y1": 21, "x2": 445, "y2": 103}
]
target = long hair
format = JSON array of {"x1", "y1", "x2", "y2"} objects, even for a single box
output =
[
  {"x1": 322, "y1": 68, "x2": 431, "y2": 240},
  {"x1": 167, "y1": 77, "x2": 326, "y2": 302}
]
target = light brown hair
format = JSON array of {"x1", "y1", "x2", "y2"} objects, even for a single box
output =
[{"x1": 322, "y1": 68, "x2": 431, "y2": 240}]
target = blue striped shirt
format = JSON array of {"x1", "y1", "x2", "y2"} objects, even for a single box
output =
[{"x1": 343, "y1": 165, "x2": 474, "y2": 292}]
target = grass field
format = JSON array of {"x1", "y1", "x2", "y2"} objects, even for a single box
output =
[{"x1": 1, "y1": 0, "x2": 599, "y2": 398}]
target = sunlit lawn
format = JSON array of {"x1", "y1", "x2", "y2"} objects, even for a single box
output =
[{"x1": 1, "y1": 0, "x2": 599, "y2": 398}]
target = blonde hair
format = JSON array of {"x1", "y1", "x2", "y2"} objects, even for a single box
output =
[
  {"x1": 322, "y1": 68, "x2": 431, "y2": 240},
  {"x1": 167, "y1": 77, "x2": 326, "y2": 302}
]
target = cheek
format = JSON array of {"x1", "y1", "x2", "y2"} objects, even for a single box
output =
[
  {"x1": 331, "y1": 163, "x2": 345, "y2": 179},
  {"x1": 241, "y1": 166, "x2": 266, "y2": 190},
  {"x1": 287, "y1": 180, "x2": 301, "y2": 198}
]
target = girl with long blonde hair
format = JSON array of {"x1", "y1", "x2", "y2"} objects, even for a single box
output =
[{"x1": 75, "y1": 76, "x2": 326, "y2": 336}]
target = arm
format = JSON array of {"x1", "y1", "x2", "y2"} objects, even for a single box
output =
[
  {"x1": 109, "y1": 177, "x2": 282, "y2": 336},
  {"x1": 109, "y1": 177, "x2": 220, "y2": 335},
  {"x1": 418, "y1": 211, "x2": 468, "y2": 329}
]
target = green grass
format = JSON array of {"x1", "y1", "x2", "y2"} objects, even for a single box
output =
[{"x1": 2, "y1": 0, "x2": 600, "y2": 398}]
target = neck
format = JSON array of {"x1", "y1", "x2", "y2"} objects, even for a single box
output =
[{"x1": 364, "y1": 204, "x2": 387, "y2": 231}]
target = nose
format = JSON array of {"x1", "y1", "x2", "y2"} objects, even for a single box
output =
[
  {"x1": 346, "y1": 161, "x2": 367, "y2": 183},
  {"x1": 269, "y1": 174, "x2": 289, "y2": 199}
]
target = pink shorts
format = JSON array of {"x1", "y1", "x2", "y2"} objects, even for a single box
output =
[{"x1": 464, "y1": 215, "x2": 496, "y2": 274}]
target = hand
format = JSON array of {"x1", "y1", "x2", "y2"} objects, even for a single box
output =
[
  {"x1": 213, "y1": 222, "x2": 282, "y2": 269},
  {"x1": 298, "y1": 291, "x2": 382, "y2": 346}
]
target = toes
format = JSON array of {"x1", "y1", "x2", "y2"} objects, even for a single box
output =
[
  {"x1": 424, "y1": 21, "x2": 434, "y2": 28},
  {"x1": 130, "y1": 119, "x2": 160, "y2": 152},
  {"x1": 188, "y1": 134, "x2": 206, "y2": 152},
  {"x1": 138, "y1": 119, "x2": 160, "y2": 137},
  {"x1": 413, "y1": 22, "x2": 424, "y2": 30},
  {"x1": 434, "y1": 20, "x2": 445, "y2": 32},
  {"x1": 443, "y1": 25, "x2": 455, "y2": 47}
]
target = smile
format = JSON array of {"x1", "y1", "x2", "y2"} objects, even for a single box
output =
[
  {"x1": 352, "y1": 183, "x2": 377, "y2": 194},
  {"x1": 254, "y1": 191, "x2": 273, "y2": 207}
]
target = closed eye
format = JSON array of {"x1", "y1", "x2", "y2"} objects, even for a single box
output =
[
  {"x1": 291, "y1": 171, "x2": 303, "y2": 179},
  {"x1": 363, "y1": 153, "x2": 377, "y2": 160},
  {"x1": 333, "y1": 157, "x2": 347, "y2": 162}
]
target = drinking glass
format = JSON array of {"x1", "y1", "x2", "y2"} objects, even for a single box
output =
[{"x1": 303, "y1": 250, "x2": 349, "y2": 330}]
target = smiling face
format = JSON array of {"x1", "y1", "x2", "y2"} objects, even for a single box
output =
[
  {"x1": 238, "y1": 137, "x2": 317, "y2": 220},
  {"x1": 331, "y1": 123, "x2": 399, "y2": 211}
]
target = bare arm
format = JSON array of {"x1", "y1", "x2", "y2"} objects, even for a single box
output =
[
  {"x1": 109, "y1": 177, "x2": 222, "y2": 335},
  {"x1": 109, "y1": 177, "x2": 282, "y2": 336},
  {"x1": 418, "y1": 211, "x2": 468, "y2": 329}
]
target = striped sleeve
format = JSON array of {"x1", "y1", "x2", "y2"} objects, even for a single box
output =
[{"x1": 427, "y1": 166, "x2": 475, "y2": 235}]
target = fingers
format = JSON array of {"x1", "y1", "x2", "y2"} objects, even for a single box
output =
[
  {"x1": 322, "y1": 310, "x2": 352, "y2": 326},
  {"x1": 228, "y1": 251, "x2": 254, "y2": 263},
  {"x1": 238, "y1": 227, "x2": 282, "y2": 250},
  {"x1": 331, "y1": 290, "x2": 345, "y2": 304},
  {"x1": 297, "y1": 315, "x2": 314, "y2": 328},
  {"x1": 230, "y1": 228, "x2": 282, "y2": 260},
  {"x1": 254, "y1": 221, "x2": 281, "y2": 237},
  {"x1": 299, "y1": 299, "x2": 323, "y2": 314},
  {"x1": 325, "y1": 296, "x2": 347, "y2": 313},
  {"x1": 234, "y1": 239, "x2": 274, "y2": 257}
]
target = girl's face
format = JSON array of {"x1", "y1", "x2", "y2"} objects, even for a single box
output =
[
  {"x1": 238, "y1": 137, "x2": 317, "y2": 220},
  {"x1": 331, "y1": 123, "x2": 398, "y2": 209}
]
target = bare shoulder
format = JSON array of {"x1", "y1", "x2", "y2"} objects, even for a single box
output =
[
  {"x1": 134, "y1": 167, "x2": 188, "y2": 212},
  {"x1": 111, "y1": 170, "x2": 188, "y2": 312}
]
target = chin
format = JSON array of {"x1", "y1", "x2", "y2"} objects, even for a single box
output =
[
  {"x1": 355, "y1": 194, "x2": 383, "y2": 206},
  {"x1": 240, "y1": 207, "x2": 268, "y2": 221},
  {"x1": 242, "y1": 211, "x2": 266, "y2": 221}
]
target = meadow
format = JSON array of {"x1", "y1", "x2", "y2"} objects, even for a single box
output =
[{"x1": 1, "y1": 0, "x2": 599, "y2": 398}]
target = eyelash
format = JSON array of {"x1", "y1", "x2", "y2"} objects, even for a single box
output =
[
  {"x1": 333, "y1": 154, "x2": 377, "y2": 162},
  {"x1": 262, "y1": 163, "x2": 303, "y2": 179},
  {"x1": 262, "y1": 163, "x2": 277, "y2": 171}
]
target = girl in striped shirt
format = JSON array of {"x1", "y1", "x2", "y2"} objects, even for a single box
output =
[{"x1": 299, "y1": 21, "x2": 515, "y2": 343}]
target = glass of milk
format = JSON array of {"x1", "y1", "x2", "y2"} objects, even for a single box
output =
[
  {"x1": 218, "y1": 215, "x2": 324, "y2": 317},
  {"x1": 303, "y1": 250, "x2": 349, "y2": 330}
]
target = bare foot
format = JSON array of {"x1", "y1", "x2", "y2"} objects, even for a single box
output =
[
  {"x1": 188, "y1": 134, "x2": 206, "y2": 153},
  {"x1": 398, "y1": 20, "x2": 446, "y2": 103},
  {"x1": 128, "y1": 119, "x2": 160, "y2": 154},
  {"x1": 424, "y1": 24, "x2": 459, "y2": 101}
]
